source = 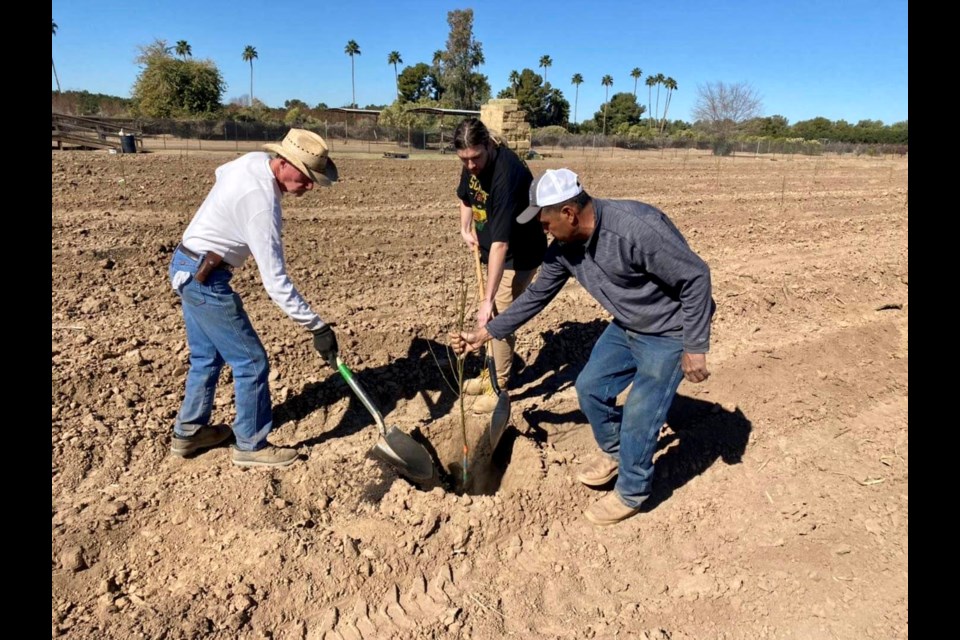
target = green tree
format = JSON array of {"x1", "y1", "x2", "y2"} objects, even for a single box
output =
[
  {"x1": 601, "y1": 75, "x2": 613, "y2": 135},
  {"x1": 743, "y1": 115, "x2": 789, "y2": 138},
  {"x1": 541, "y1": 86, "x2": 570, "y2": 128},
  {"x1": 55, "y1": 90, "x2": 132, "y2": 117},
  {"x1": 438, "y1": 9, "x2": 489, "y2": 109},
  {"x1": 593, "y1": 92, "x2": 643, "y2": 134},
  {"x1": 242, "y1": 45, "x2": 258, "y2": 107},
  {"x1": 659, "y1": 77, "x2": 677, "y2": 135},
  {"x1": 498, "y1": 68, "x2": 567, "y2": 127},
  {"x1": 630, "y1": 67, "x2": 642, "y2": 98},
  {"x1": 284, "y1": 107, "x2": 304, "y2": 127},
  {"x1": 398, "y1": 63, "x2": 442, "y2": 102},
  {"x1": 378, "y1": 97, "x2": 441, "y2": 130},
  {"x1": 52, "y1": 19, "x2": 61, "y2": 94},
  {"x1": 539, "y1": 55, "x2": 552, "y2": 85},
  {"x1": 387, "y1": 50, "x2": 403, "y2": 100},
  {"x1": 571, "y1": 73, "x2": 583, "y2": 125},
  {"x1": 888, "y1": 121, "x2": 908, "y2": 145},
  {"x1": 344, "y1": 40, "x2": 361, "y2": 107},
  {"x1": 283, "y1": 99, "x2": 313, "y2": 125},
  {"x1": 175, "y1": 40, "x2": 192, "y2": 60},
  {"x1": 790, "y1": 117, "x2": 834, "y2": 141},
  {"x1": 284, "y1": 98, "x2": 310, "y2": 111},
  {"x1": 132, "y1": 39, "x2": 225, "y2": 117}
]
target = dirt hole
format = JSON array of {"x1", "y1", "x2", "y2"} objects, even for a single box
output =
[{"x1": 417, "y1": 406, "x2": 516, "y2": 496}]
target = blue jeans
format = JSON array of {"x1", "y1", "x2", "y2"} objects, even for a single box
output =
[
  {"x1": 168, "y1": 247, "x2": 273, "y2": 451},
  {"x1": 575, "y1": 323, "x2": 684, "y2": 508}
]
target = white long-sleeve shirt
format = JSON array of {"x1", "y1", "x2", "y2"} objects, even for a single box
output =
[{"x1": 182, "y1": 152, "x2": 325, "y2": 331}]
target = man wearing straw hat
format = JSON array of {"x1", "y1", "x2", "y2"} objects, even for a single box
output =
[
  {"x1": 450, "y1": 168, "x2": 715, "y2": 525},
  {"x1": 167, "y1": 128, "x2": 340, "y2": 468}
]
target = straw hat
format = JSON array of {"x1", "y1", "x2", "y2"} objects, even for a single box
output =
[{"x1": 264, "y1": 129, "x2": 338, "y2": 186}]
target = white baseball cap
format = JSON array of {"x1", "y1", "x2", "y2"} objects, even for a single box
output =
[{"x1": 517, "y1": 168, "x2": 584, "y2": 224}]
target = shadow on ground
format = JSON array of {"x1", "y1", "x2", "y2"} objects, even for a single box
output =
[
  {"x1": 275, "y1": 336, "x2": 461, "y2": 447},
  {"x1": 499, "y1": 319, "x2": 752, "y2": 507},
  {"x1": 517, "y1": 397, "x2": 751, "y2": 510}
]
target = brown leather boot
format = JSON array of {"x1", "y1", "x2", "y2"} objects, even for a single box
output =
[
  {"x1": 575, "y1": 453, "x2": 619, "y2": 487},
  {"x1": 462, "y1": 369, "x2": 492, "y2": 396},
  {"x1": 170, "y1": 424, "x2": 232, "y2": 457},
  {"x1": 232, "y1": 445, "x2": 299, "y2": 468},
  {"x1": 584, "y1": 492, "x2": 644, "y2": 526},
  {"x1": 470, "y1": 389, "x2": 500, "y2": 414}
]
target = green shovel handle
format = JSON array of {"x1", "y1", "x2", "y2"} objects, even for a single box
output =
[{"x1": 334, "y1": 356, "x2": 388, "y2": 437}]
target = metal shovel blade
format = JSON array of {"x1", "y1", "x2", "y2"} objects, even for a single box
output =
[
  {"x1": 372, "y1": 428, "x2": 436, "y2": 483},
  {"x1": 335, "y1": 357, "x2": 436, "y2": 483},
  {"x1": 486, "y1": 354, "x2": 511, "y2": 450},
  {"x1": 489, "y1": 392, "x2": 511, "y2": 450}
]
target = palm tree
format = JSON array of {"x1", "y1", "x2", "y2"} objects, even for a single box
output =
[
  {"x1": 387, "y1": 50, "x2": 402, "y2": 100},
  {"x1": 645, "y1": 75, "x2": 656, "y2": 127},
  {"x1": 508, "y1": 70, "x2": 520, "y2": 91},
  {"x1": 654, "y1": 73, "x2": 665, "y2": 126},
  {"x1": 175, "y1": 40, "x2": 192, "y2": 60},
  {"x1": 630, "y1": 67, "x2": 642, "y2": 98},
  {"x1": 571, "y1": 73, "x2": 583, "y2": 125},
  {"x1": 344, "y1": 40, "x2": 361, "y2": 107},
  {"x1": 660, "y1": 77, "x2": 678, "y2": 135},
  {"x1": 601, "y1": 75, "x2": 613, "y2": 135},
  {"x1": 431, "y1": 50, "x2": 445, "y2": 100},
  {"x1": 539, "y1": 55, "x2": 553, "y2": 85},
  {"x1": 242, "y1": 45, "x2": 258, "y2": 106},
  {"x1": 52, "y1": 19, "x2": 61, "y2": 94}
]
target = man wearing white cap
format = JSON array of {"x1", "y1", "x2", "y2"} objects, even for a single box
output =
[
  {"x1": 450, "y1": 169, "x2": 715, "y2": 525},
  {"x1": 167, "y1": 128, "x2": 340, "y2": 468}
]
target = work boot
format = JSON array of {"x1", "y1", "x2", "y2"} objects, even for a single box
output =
[
  {"x1": 232, "y1": 445, "x2": 299, "y2": 469},
  {"x1": 462, "y1": 369, "x2": 492, "y2": 396},
  {"x1": 584, "y1": 492, "x2": 646, "y2": 526},
  {"x1": 471, "y1": 390, "x2": 499, "y2": 414},
  {"x1": 575, "y1": 452, "x2": 619, "y2": 487},
  {"x1": 170, "y1": 424, "x2": 232, "y2": 457}
]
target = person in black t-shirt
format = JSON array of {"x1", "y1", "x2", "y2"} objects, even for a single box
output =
[{"x1": 454, "y1": 117, "x2": 547, "y2": 414}]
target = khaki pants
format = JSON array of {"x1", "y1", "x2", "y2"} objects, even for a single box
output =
[{"x1": 490, "y1": 267, "x2": 537, "y2": 388}]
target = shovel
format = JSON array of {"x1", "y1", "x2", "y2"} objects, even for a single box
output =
[
  {"x1": 473, "y1": 245, "x2": 512, "y2": 451},
  {"x1": 332, "y1": 355, "x2": 436, "y2": 483}
]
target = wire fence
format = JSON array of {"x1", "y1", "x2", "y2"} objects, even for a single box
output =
[
  {"x1": 137, "y1": 118, "x2": 461, "y2": 153},
  {"x1": 60, "y1": 116, "x2": 908, "y2": 159}
]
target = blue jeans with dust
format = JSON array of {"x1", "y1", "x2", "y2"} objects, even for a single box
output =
[
  {"x1": 168, "y1": 247, "x2": 272, "y2": 451},
  {"x1": 575, "y1": 323, "x2": 685, "y2": 508}
]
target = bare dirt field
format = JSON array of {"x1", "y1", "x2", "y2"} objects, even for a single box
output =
[{"x1": 52, "y1": 145, "x2": 908, "y2": 639}]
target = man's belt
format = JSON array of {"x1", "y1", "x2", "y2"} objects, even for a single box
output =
[{"x1": 176, "y1": 243, "x2": 233, "y2": 283}]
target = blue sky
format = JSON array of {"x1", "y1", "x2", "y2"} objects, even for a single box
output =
[{"x1": 51, "y1": 0, "x2": 908, "y2": 126}]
